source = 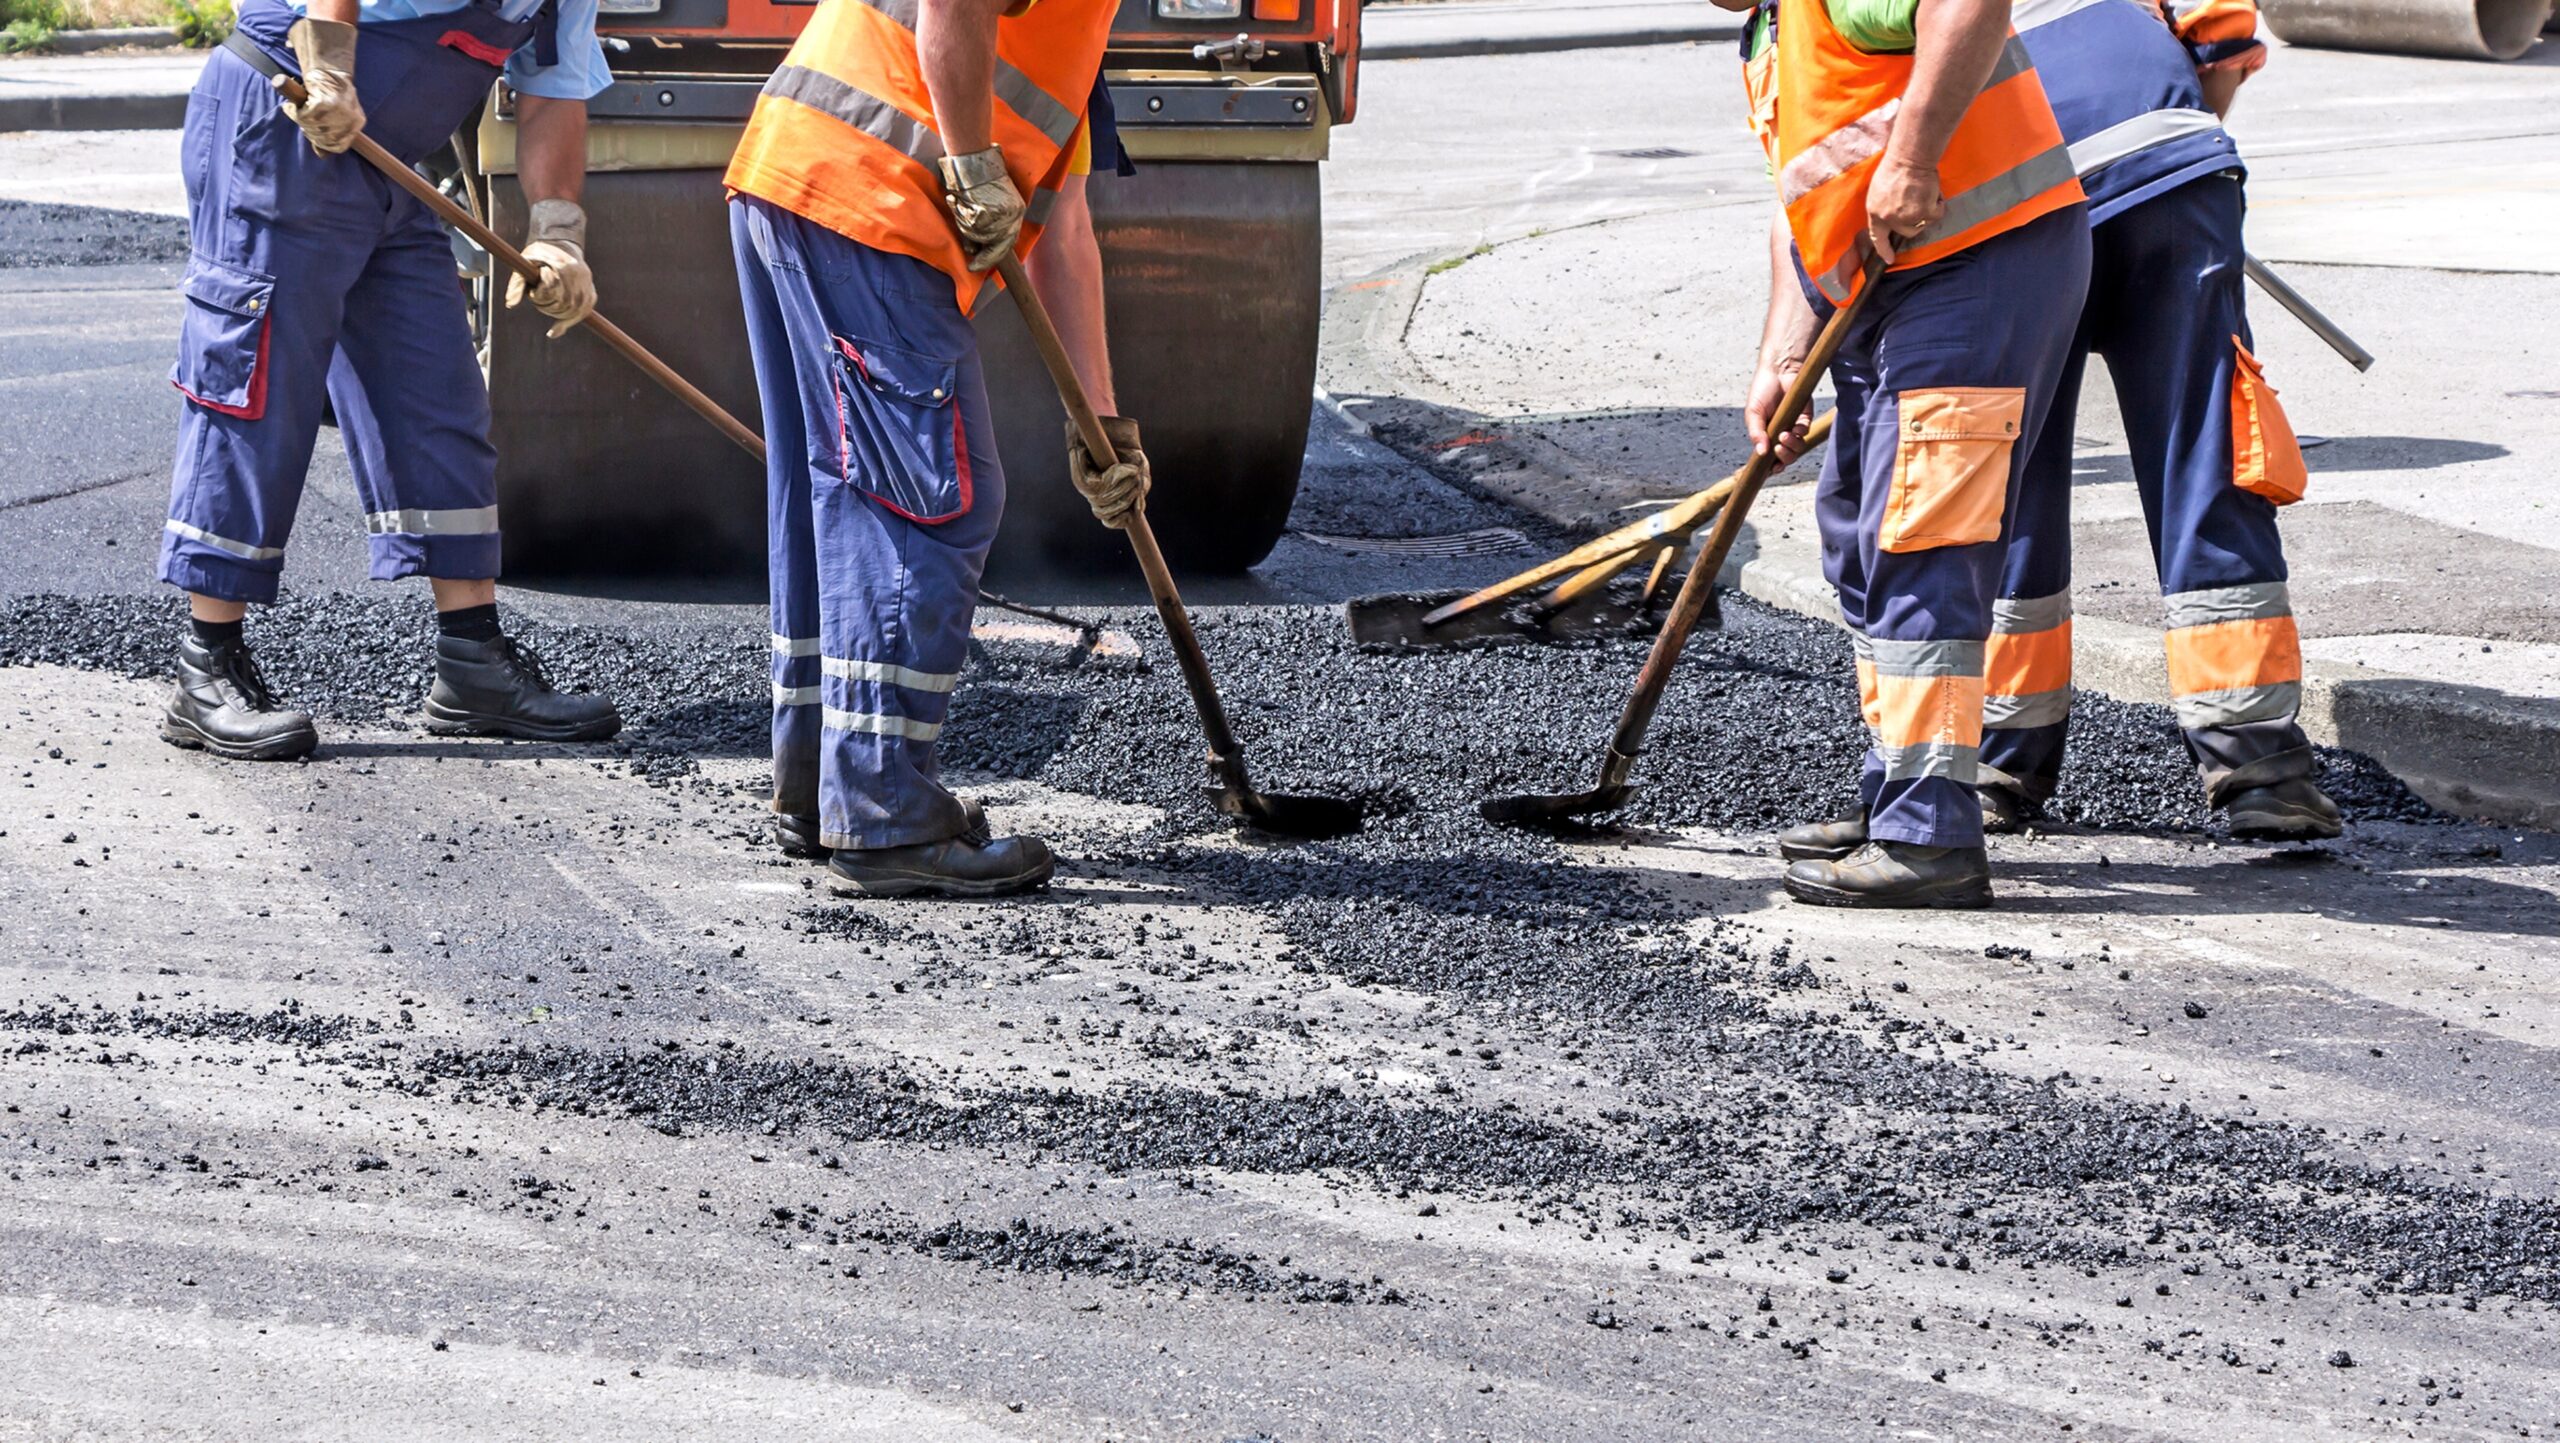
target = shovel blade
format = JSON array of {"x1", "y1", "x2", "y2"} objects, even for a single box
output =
[
  {"x1": 1479, "y1": 783, "x2": 1636, "y2": 829},
  {"x1": 1206, "y1": 784, "x2": 1364, "y2": 840},
  {"x1": 1344, "y1": 589, "x2": 1675, "y2": 653}
]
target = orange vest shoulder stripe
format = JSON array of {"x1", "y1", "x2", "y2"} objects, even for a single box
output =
[
  {"x1": 1767, "y1": 0, "x2": 2084, "y2": 302},
  {"x1": 725, "y1": 0, "x2": 1115, "y2": 314}
]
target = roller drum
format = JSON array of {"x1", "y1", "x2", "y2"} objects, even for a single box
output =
[
  {"x1": 488, "y1": 161, "x2": 1323, "y2": 580},
  {"x1": 2259, "y1": 0, "x2": 2552, "y2": 59}
]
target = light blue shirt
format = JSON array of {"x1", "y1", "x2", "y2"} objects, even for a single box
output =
[{"x1": 292, "y1": 0, "x2": 613, "y2": 100}]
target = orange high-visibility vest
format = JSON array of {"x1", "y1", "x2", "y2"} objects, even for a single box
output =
[
  {"x1": 1762, "y1": 0, "x2": 2084, "y2": 303},
  {"x1": 724, "y1": 0, "x2": 1114, "y2": 315}
]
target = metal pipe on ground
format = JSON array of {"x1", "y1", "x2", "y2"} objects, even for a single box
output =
[{"x1": 2260, "y1": 0, "x2": 2552, "y2": 59}]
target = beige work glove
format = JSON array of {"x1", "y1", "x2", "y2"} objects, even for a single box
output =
[
  {"x1": 936, "y1": 146, "x2": 1026, "y2": 273},
  {"x1": 278, "y1": 18, "x2": 364, "y2": 155},
  {"x1": 505, "y1": 199, "x2": 597, "y2": 339},
  {"x1": 1066, "y1": 415, "x2": 1150, "y2": 530}
]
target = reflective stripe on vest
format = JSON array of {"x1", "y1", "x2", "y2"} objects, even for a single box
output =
[
  {"x1": 1767, "y1": 0, "x2": 2086, "y2": 303},
  {"x1": 2067, "y1": 106, "x2": 2223, "y2": 177},
  {"x1": 724, "y1": 0, "x2": 1112, "y2": 314}
]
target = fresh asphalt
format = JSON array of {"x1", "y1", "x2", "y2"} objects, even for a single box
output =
[{"x1": 6, "y1": 135, "x2": 2560, "y2": 1443}]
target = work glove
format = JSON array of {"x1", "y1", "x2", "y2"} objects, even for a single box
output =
[
  {"x1": 1066, "y1": 415, "x2": 1150, "y2": 530},
  {"x1": 505, "y1": 199, "x2": 597, "y2": 339},
  {"x1": 278, "y1": 18, "x2": 364, "y2": 155},
  {"x1": 936, "y1": 146, "x2": 1026, "y2": 273}
]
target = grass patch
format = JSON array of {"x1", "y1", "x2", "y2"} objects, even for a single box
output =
[{"x1": 1424, "y1": 242, "x2": 1494, "y2": 277}]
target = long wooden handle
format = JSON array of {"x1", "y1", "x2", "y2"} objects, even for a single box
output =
[
  {"x1": 1594, "y1": 256, "x2": 1886, "y2": 786},
  {"x1": 1541, "y1": 536, "x2": 1659, "y2": 613},
  {"x1": 276, "y1": 72, "x2": 768, "y2": 463},
  {"x1": 994, "y1": 251, "x2": 1244, "y2": 761}
]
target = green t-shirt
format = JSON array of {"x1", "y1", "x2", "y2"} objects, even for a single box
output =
[{"x1": 1745, "y1": 0, "x2": 1921, "y2": 59}]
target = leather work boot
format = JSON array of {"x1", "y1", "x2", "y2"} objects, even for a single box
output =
[
  {"x1": 2224, "y1": 777, "x2": 2343, "y2": 842},
  {"x1": 162, "y1": 636, "x2": 319, "y2": 761},
  {"x1": 776, "y1": 799, "x2": 983, "y2": 860},
  {"x1": 1777, "y1": 811, "x2": 1868, "y2": 863},
  {"x1": 424, "y1": 635, "x2": 622, "y2": 742},
  {"x1": 826, "y1": 812, "x2": 1054, "y2": 900},
  {"x1": 1979, "y1": 784, "x2": 2034, "y2": 836},
  {"x1": 1783, "y1": 842, "x2": 1995, "y2": 909}
]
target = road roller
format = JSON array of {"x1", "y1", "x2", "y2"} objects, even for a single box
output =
[
  {"x1": 458, "y1": 0, "x2": 1359, "y2": 579},
  {"x1": 2258, "y1": 0, "x2": 2551, "y2": 58}
]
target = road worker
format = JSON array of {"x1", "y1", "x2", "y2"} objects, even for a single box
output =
[
  {"x1": 1723, "y1": 0, "x2": 2093, "y2": 907},
  {"x1": 725, "y1": 0, "x2": 1141, "y2": 897},
  {"x1": 1976, "y1": 0, "x2": 2342, "y2": 841},
  {"x1": 158, "y1": 0, "x2": 622, "y2": 758}
]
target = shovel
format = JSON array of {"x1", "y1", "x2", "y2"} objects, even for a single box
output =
[
  {"x1": 1481, "y1": 256, "x2": 1883, "y2": 828},
  {"x1": 1344, "y1": 410, "x2": 1834, "y2": 651},
  {"x1": 994, "y1": 253, "x2": 1361, "y2": 840}
]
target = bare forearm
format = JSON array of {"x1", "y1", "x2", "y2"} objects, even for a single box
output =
[
  {"x1": 305, "y1": 0, "x2": 357, "y2": 24},
  {"x1": 919, "y1": 0, "x2": 1007, "y2": 154},
  {"x1": 1759, "y1": 210, "x2": 1819, "y2": 367},
  {"x1": 515, "y1": 94, "x2": 587, "y2": 206},
  {"x1": 2197, "y1": 65, "x2": 2246, "y2": 118},
  {"x1": 1888, "y1": 0, "x2": 2013, "y2": 173},
  {"x1": 1024, "y1": 177, "x2": 1116, "y2": 414}
]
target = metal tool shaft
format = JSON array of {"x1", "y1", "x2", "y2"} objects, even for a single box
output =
[{"x1": 2244, "y1": 253, "x2": 2375, "y2": 373}]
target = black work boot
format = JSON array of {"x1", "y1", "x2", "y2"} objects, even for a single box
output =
[
  {"x1": 1778, "y1": 811, "x2": 1868, "y2": 862},
  {"x1": 777, "y1": 798, "x2": 983, "y2": 860},
  {"x1": 163, "y1": 635, "x2": 318, "y2": 761},
  {"x1": 1979, "y1": 784, "x2": 2034, "y2": 836},
  {"x1": 826, "y1": 809, "x2": 1053, "y2": 899},
  {"x1": 424, "y1": 635, "x2": 621, "y2": 742},
  {"x1": 2224, "y1": 777, "x2": 2343, "y2": 842},
  {"x1": 1783, "y1": 842, "x2": 1995, "y2": 909}
]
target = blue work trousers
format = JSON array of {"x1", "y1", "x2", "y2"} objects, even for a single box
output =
[
  {"x1": 159, "y1": 0, "x2": 531, "y2": 604},
  {"x1": 1812, "y1": 205, "x2": 2092, "y2": 849},
  {"x1": 1986, "y1": 174, "x2": 2313, "y2": 805},
  {"x1": 730, "y1": 197, "x2": 1006, "y2": 851}
]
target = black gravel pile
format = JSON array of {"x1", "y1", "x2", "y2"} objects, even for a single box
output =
[
  {"x1": 0, "y1": 1001, "x2": 376, "y2": 1050},
  {"x1": 841, "y1": 1212, "x2": 1406, "y2": 1303},
  {"x1": 0, "y1": 199, "x2": 189, "y2": 270},
  {"x1": 0, "y1": 591, "x2": 767, "y2": 776},
  {"x1": 0, "y1": 587, "x2": 2435, "y2": 832}
]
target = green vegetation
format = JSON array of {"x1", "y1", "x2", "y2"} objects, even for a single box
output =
[
  {"x1": 166, "y1": 0, "x2": 232, "y2": 45},
  {"x1": 0, "y1": 0, "x2": 68, "y2": 51},
  {"x1": 1426, "y1": 242, "x2": 1495, "y2": 277}
]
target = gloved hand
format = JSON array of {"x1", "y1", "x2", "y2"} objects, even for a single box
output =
[
  {"x1": 1066, "y1": 415, "x2": 1150, "y2": 530},
  {"x1": 936, "y1": 146, "x2": 1026, "y2": 273},
  {"x1": 278, "y1": 18, "x2": 364, "y2": 155},
  {"x1": 504, "y1": 199, "x2": 597, "y2": 339}
]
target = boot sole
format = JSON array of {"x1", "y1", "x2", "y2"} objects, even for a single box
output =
[
  {"x1": 421, "y1": 700, "x2": 622, "y2": 743},
  {"x1": 2228, "y1": 811, "x2": 2343, "y2": 843},
  {"x1": 161, "y1": 712, "x2": 317, "y2": 762},
  {"x1": 1782, "y1": 874, "x2": 1995, "y2": 910},
  {"x1": 825, "y1": 855, "x2": 1055, "y2": 900}
]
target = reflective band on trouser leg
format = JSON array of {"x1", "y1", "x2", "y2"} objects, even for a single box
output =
[
  {"x1": 2162, "y1": 581, "x2": 2311, "y2": 801},
  {"x1": 1867, "y1": 638, "x2": 1986, "y2": 786},
  {"x1": 1980, "y1": 590, "x2": 2072, "y2": 801},
  {"x1": 2163, "y1": 581, "x2": 2300, "y2": 729}
]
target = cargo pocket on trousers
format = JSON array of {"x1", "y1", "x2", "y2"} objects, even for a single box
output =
[
  {"x1": 817, "y1": 334, "x2": 970, "y2": 524},
  {"x1": 1881, "y1": 386, "x2": 2025, "y2": 553},
  {"x1": 2230, "y1": 337, "x2": 2307, "y2": 506},
  {"x1": 171, "y1": 256, "x2": 275, "y2": 420}
]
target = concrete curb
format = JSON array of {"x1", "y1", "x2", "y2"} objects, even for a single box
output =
[
  {"x1": 1319, "y1": 238, "x2": 2560, "y2": 831},
  {"x1": 0, "y1": 92, "x2": 189, "y2": 130},
  {"x1": 46, "y1": 26, "x2": 186, "y2": 53}
]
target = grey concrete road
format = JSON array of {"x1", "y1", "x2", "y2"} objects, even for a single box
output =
[{"x1": 5, "y1": 34, "x2": 2560, "y2": 1443}]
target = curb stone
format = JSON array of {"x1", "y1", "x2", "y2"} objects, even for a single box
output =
[{"x1": 1319, "y1": 236, "x2": 2560, "y2": 831}]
